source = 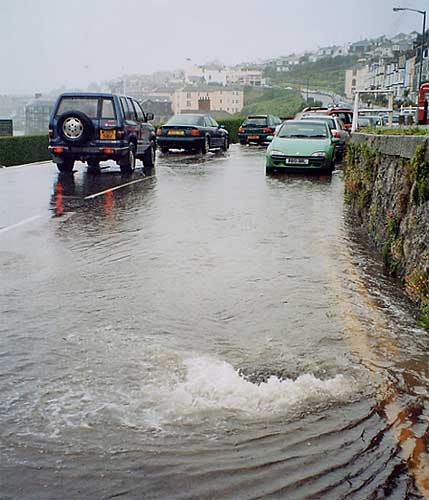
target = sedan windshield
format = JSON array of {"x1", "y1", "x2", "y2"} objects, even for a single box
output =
[
  {"x1": 278, "y1": 123, "x2": 329, "y2": 139},
  {"x1": 302, "y1": 116, "x2": 336, "y2": 129},
  {"x1": 167, "y1": 115, "x2": 204, "y2": 126}
]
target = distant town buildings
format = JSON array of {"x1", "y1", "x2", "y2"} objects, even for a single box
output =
[
  {"x1": 184, "y1": 61, "x2": 266, "y2": 87},
  {"x1": 172, "y1": 88, "x2": 244, "y2": 114},
  {"x1": 343, "y1": 32, "x2": 423, "y2": 102}
]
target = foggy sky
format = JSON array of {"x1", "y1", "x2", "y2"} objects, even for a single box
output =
[{"x1": 1, "y1": 0, "x2": 428, "y2": 95}]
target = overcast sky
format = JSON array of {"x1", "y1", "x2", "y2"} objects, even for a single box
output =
[{"x1": 1, "y1": 0, "x2": 428, "y2": 95}]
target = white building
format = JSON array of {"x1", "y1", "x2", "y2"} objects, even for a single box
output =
[
  {"x1": 345, "y1": 64, "x2": 369, "y2": 98},
  {"x1": 184, "y1": 62, "x2": 265, "y2": 87}
]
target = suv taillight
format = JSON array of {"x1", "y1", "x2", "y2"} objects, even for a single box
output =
[
  {"x1": 156, "y1": 128, "x2": 162, "y2": 136},
  {"x1": 239, "y1": 127, "x2": 245, "y2": 133},
  {"x1": 191, "y1": 129, "x2": 201, "y2": 136},
  {"x1": 117, "y1": 130, "x2": 125, "y2": 139},
  {"x1": 263, "y1": 128, "x2": 274, "y2": 133}
]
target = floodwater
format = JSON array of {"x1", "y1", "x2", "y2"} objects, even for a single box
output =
[{"x1": 0, "y1": 146, "x2": 428, "y2": 499}]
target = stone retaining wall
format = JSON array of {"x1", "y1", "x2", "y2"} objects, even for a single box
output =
[{"x1": 344, "y1": 133, "x2": 429, "y2": 327}]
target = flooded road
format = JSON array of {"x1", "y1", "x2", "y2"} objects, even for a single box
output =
[{"x1": 1, "y1": 146, "x2": 428, "y2": 499}]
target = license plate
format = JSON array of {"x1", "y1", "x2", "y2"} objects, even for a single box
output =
[
  {"x1": 100, "y1": 129, "x2": 116, "y2": 140},
  {"x1": 248, "y1": 135, "x2": 259, "y2": 140},
  {"x1": 286, "y1": 157, "x2": 309, "y2": 165},
  {"x1": 168, "y1": 130, "x2": 185, "y2": 135}
]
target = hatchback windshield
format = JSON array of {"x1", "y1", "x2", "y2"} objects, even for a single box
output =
[
  {"x1": 278, "y1": 122, "x2": 329, "y2": 138},
  {"x1": 167, "y1": 115, "x2": 205, "y2": 126},
  {"x1": 56, "y1": 97, "x2": 99, "y2": 119},
  {"x1": 243, "y1": 117, "x2": 267, "y2": 126}
]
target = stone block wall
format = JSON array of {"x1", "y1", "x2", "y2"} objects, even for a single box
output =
[{"x1": 344, "y1": 133, "x2": 429, "y2": 327}]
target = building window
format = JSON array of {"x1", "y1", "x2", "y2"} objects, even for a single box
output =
[
  {"x1": 352, "y1": 79, "x2": 356, "y2": 87},
  {"x1": 186, "y1": 100, "x2": 191, "y2": 108}
]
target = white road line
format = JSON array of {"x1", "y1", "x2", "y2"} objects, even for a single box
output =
[
  {"x1": 0, "y1": 215, "x2": 42, "y2": 235},
  {"x1": 84, "y1": 177, "x2": 150, "y2": 200}
]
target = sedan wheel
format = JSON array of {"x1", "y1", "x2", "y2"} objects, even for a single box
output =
[{"x1": 201, "y1": 136, "x2": 210, "y2": 154}]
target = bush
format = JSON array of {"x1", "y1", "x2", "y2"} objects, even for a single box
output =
[
  {"x1": 0, "y1": 135, "x2": 50, "y2": 167},
  {"x1": 216, "y1": 118, "x2": 244, "y2": 143}
]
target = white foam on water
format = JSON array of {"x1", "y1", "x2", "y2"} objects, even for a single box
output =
[{"x1": 150, "y1": 356, "x2": 352, "y2": 418}]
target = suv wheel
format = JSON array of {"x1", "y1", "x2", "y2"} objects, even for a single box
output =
[
  {"x1": 57, "y1": 160, "x2": 74, "y2": 173},
  {"x1": 120, "y1": 144, "x2": 136, "y2": 174},
  {"x1": 142, "y1": 143, "x2": 155, "y2": 168},
  {"x1": 57, "y1": 111, "x2": 93, "y2": 145},
  {"x1": 221, "y1": 136, "x2": 229, "y2": 152}
]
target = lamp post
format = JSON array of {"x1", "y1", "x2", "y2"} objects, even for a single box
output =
[{"x1": 393, "y1": 7, "x2": 426, "y2": 93}]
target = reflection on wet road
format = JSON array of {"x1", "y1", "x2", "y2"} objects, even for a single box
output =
[{"x1": 0, "y1": 146, "x2": 428, "y2": 499}]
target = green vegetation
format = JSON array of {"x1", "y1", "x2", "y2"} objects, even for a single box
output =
[
  {"x1": 362, "y1": 127, "x2": 429, "y2": 136},
  {"x1": 264, "y1": 55, "x2": 359, "y2": 95},
  {"x1": 407, "y1": 144, "x2": 429, "y2": 206},
  {"x1": 344, "y1": 143, "x2": 380, "y2": 209},
  {"x1": 241, "y1": 87, "x2": 306, "y2": 118},
  {"x1": 0, "y1": 134, "x2": 50, "y2": 167},
  {"x1": 216, "y1": 118, "x2": 244, "y2": 144}
]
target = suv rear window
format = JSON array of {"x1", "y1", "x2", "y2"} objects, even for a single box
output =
[
  {"x1": 56, "y1": 97, "x2": 99, "y2": 118},
  {"x1": 101, "y1": 99, "x2": 116, "y2": 119}
]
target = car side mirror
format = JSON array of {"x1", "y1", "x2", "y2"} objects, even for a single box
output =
[
  {"x1": 266, "y1": 135, "x2": 274, "y2": 141},
  {"x1": 145, "y1": 113, "x2": 154, "y2": 121}
]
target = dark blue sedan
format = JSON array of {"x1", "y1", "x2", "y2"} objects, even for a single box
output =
[{"x1": 156, "y1": 114, "x2": 229, "y2": 154}]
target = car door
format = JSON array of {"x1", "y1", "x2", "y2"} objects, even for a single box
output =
[
  {"x1": 131, "y1": 99, "x2": 151, "y2": 153},
  {"x1": 120, "y1": 97, "x2": 140, "y2": 148},
  {"x1": 208, "y1": 116, "x2": 223, "y2": 146}
]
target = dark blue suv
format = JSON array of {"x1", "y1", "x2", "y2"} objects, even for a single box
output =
[{"x1": 48, "y1": 92, "x2": 156, "y2": 174}]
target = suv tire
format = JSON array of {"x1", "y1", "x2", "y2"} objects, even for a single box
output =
[
  {"x1": 57, "y1": 111, "x2": 93, "y2": 145},
  {"x1": 57, "y1": 159, "x2": 74, "y2": 173},
  {"x1": 221, "y1": 136, "x2": 229, "y2": 152},
  {"x1": 142, "y1": 143, "x2": 155, "y2": 168},
  {"x1": 120, "y1": 143, "x2": 136, "y2": 174}
]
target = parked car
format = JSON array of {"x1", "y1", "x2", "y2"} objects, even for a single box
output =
[
  {"x1": 357, "y1": 115, "x2": 384, "y2": 128},
  {"x1": 238, "y1": 115, "x2": 282, "y2": 145},
  {"x1": 156, "y1": 114, "x2": 229, "y2": 154},
  {"x1": 48, "y1": 92, "x2": 156, "y2": 174},
  {"x1": 300, "y1": 114, "x2": 348, "y2": 159},
  {"x1": 327, "y1": 108, "x2": 353, "y2": 132},
  {"x1": 265, "y1": 120, "x2": 338, "y2": 174}
]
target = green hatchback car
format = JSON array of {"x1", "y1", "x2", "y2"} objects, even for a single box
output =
[{"x1": 265, "y1": 120, "x2": 338, "y2": 174}]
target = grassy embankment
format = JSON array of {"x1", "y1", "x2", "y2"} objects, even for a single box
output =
[{"x1": 264, "y1": 55, "x2": 359, "y2": 95}]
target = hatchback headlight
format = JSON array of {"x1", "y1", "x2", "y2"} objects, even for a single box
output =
[
  {"x1": 311, "y1": 152, "x2": 327, "y2": 158},
  {"x1": 270, "y1": 150, "x2": 286, "y2": 156}
]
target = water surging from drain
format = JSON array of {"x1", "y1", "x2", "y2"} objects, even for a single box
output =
[{"x1": 149, "y1": 356, "x2": 353, "y2": 418}]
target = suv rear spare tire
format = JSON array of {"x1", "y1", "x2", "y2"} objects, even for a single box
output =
[{"x1": 57, "y1": 111, "x2": 93, "y2": 145}]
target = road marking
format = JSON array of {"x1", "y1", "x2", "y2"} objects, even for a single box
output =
[
  {"x1": 84, "y1": 177, "x2": 150, "y2": 200},
  {"x1": 0, "y1": 215, "x2": 42, "y2": 234}
]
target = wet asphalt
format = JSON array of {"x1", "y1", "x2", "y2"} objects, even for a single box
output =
[{"x1": 1, "y1": 145, "x2": 428, "y2": 499}]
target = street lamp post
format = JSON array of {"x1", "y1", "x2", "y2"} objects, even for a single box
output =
[{"x1": 393, "y1": 7, "x2": 426, "y2": 93}]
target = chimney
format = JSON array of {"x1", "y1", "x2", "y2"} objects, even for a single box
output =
[{"x1": 198, "y1": 96, "x2": 211, "y2": 112}]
